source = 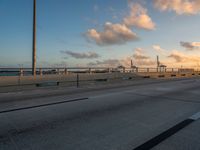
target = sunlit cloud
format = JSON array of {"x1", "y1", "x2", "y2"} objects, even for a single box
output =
[
  {"x1": 168, "y1": 50, "x2": 186, "y2": 62},
  {"x1": 123, "y1": 3, "x2": 156, "y2": 30},
  {"x1": 86, "y1": 2, "x2": 155, "y2": 46},
  {"x1": 151, "y1": 44, "x2": 200, "y2": 67},
  {"x1": 86, "y1": 22, "x2": 138, "y2": 46},
  {"x1": 153, "y1": 45, "x2": 168, "y2": 55},
  {"x1": 168, "y1": 50, "x2": 200, "y2": 63},
  {"x1": 61, "y1": 50, "x2": 100, "y2": 59},
  {"x1": 88, "y1": 48, "x2": 156, "y2": 68},
  {"x1": 133, "y1": 48, "x2": 150, "y2": 59},
  {"x1": 132, "y1": 48, "x2": 155, "y2": 66},
  {"x1": 180, "y1": 41, "x2": 200, "y2": 50},
  {"x1": 87, "y1": 46, "x2": 200, "y2": 68},
  {"x1": 154, "y1": 0, "x2": 200, "y2": 15}
]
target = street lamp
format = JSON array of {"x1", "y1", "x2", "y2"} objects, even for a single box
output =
[{"x1": 32, "y1": 0, "x2": 36, "y2": 76}]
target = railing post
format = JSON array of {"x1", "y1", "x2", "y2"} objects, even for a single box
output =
[
  {"x1": 147, "y1": 68, "x2": 149, "y2": 73},
  {"x1": 57, "y1": 69, "x2": 60, "y2": 75},
  {"x1": 108, "y1": 68, "x2": 111, "y2": 73},
  {"x1": 136, "y1": 68, "x2": 138, "y2": 73},
  {"x1": 18, "y1": 68, "x2": 23, "y2": 85},
  {"x1": 64, "y1": 68, "x2": 68, "y2": 75},
  {"x1": 76, "y1": 74, "x2": 79, "y2": 88},
  {"x1": 39, "y1": 68, "x2": 43, "y2": 76},
  {"x1": 89, "y1": 68, "x2": 92, "y2": 74},
  {"x1": 123, "y1": 67, "x2": 125, "y2": 73},
  {"x1": 20, "y1": 68, "x2": 24, "y2": 77}
]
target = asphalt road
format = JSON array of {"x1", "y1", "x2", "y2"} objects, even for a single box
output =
[{"x1": 0, "y1": 78, "x2": 200, "y2": 150}]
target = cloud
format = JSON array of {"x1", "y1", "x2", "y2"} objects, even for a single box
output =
[
  {"x1": 123, "y1": 3, "x2": 156, "y2": 30},
  {"x1": 133, "y1": 48, "x2": 149, "y2": 59},
  {"x1": 132, "y1": 48, "x2": 155, "y2": 66},
  {"x1": 88, "y1": 59, "x2": 121, "y2": 67},
  {"x1": 180, "y1": 41, "x2": 200, "y2": 50},
  {"x1": 85, "y1": 48, "x2": 155, "y2": 68},
  {"x1": 152, "y1": 45, "x2": 168, "y2": 55},
  {"x1": 154, "y1": 0, "x2": 200, "y2": 15},
  {"x1": 86, "y1": 22, "x2": 138, "y2": 46},
  {"x1": 168, "y1": 50, "x2": 200, "y2": 62},
  {"x1": 86, "y1": 3, "x2": 155, "y2": 46},
  {"x1": 151, "y1": 45, "x2": 200, "y2": 67},
  {"x1": 51, "y1": 61, "x2": 68, "y2": 68},
  {"x1": 168, "y1": 51, "x2": 186, "y2": 62},
  {"x1": 61, "y1": 51, "x2": 100, "y2": 59}
]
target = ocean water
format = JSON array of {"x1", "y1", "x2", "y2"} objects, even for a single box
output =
[
  {"x1": 0, "y1": 71, "x2": 33, "y2": 76},
  {"x1": 0, "y1": 72, "x2": 19, "y2": 76}
]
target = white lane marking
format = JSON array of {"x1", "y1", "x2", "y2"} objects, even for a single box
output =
[{"x1": 189, "y1": 112, "x2": 200, "y2": 120}]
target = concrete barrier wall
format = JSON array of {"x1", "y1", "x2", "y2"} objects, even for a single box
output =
[
  {"x1": 0, "y1": 72, "x2": 199, "y2": 87},
  {"x1": 0, "y1": 73, "x2": 139, "y2": 86},
  {"x1": 137, "y1": 71, "x2": 200, "y2": 78}
]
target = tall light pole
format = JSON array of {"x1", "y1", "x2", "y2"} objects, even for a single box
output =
[
  {"x1": 157, "y1": 55, "x2": 160, "y2": 68},
  {"x1": 32, "y1": 0, "x2": 36, "y2": 76}
]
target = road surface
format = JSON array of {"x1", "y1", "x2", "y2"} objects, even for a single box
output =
[{"x1": 0, "y1": 78, "x2": 200, "y2": 150}]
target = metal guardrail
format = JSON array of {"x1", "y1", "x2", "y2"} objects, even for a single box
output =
[{"x1": 0, "y1": 67, "x2": 196, "y2": 76}]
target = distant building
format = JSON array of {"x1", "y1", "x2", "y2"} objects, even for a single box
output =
[
  {"x1": 117, "y1": 65, "x2": 126, "y2": 73},
  {"x1": 117, "y1": 65, "x2": 125, "y2": 69},
  {"x1": 159, "y1": 64, "x2": 167, "y2": 68},
  {"x1": 158, "y1": 64, "x2": 167, "y2": 72}
]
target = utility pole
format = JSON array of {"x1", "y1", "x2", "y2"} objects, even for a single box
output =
[
  {"x1": 32, "y1": 0, "x2": 36, "y2": 76},
  {"x1": 157, "y1": 55, "x2": 160, "y2": 68},
  {"x1": 131, "y1": 59, "x2": 133, "y2": 68}
]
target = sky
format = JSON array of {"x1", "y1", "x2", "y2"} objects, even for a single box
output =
[{"x1": 1, "y1": 0, "x2": 200, "y2": 68}]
